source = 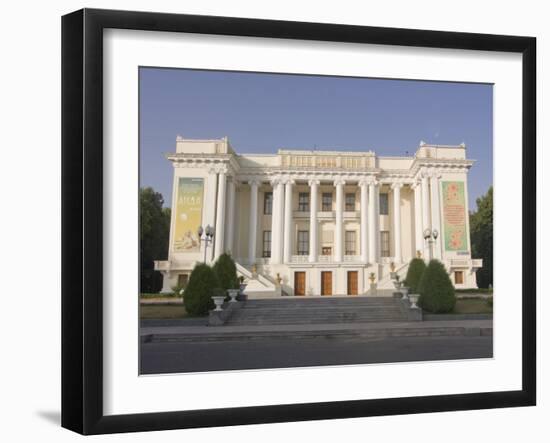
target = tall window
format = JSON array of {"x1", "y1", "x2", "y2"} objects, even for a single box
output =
[
  {"x1": 264, "y1": 192, "x2": 273, "y2": 215},
  {"x1": 298, "y1": 192, "x2": 310, "y2": 212},
  {"x1": 380, "y1": 231, "x2": 390, "y2": 257},
  {"x1": 345, "y1": 231, "x2": 356, "y2": 255},
  {"x1": 262, "y1": 231, "x2": 272, "y2": 257},
  {"x1": 297, "y1": 230, "x2": 309, "y2": 255},
  {"x1": 322, "y1": 192, "x2": 333, "y2": 211},
  {"x1": 379, "y1": 193, "x2": 389, "y2": 215},
  {"x1": 345, "y1": 193, "x2": 356, "y2": 211}
]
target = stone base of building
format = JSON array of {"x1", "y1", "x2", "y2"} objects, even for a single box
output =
[{"x1": 155, "y1": 258, "x2": 480, "y2": 298}]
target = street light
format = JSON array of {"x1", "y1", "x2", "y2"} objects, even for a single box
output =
[
  {"x1": 198, "y1": 224, "x2": 215, "y2": 263},
  {"x1": 423, "y1": 228, "x2": 439, "y2": 261}
]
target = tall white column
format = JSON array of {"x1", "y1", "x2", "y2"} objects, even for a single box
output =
[
  {"x1": 430, "y1": 172, "x2": 442, "y2": 260},
  {"x1": 359, "y1": 179, "x2": 369, "y2": 263},
  {"x1": 308, "y1": 179, "x2": 319, "y2": 263},
  {"x1": 368, "y1": 179, "x2": 378, "y2": 263},
  {"x1": 225, "y1": 178, "x2": 236, "y2": 254},
  {"x1": 421, "y1": 171, "x2": 431, "y2": 259},
  {"x1": 391, "y1": 182, "x2": 403, "y2": 263},
  {"x1": 334, "y1": 178, "x2": 345, "y2": 262},
  {"x1": 270, "y1": 178, "x2": 284, "y2": 264},
  {"x1": 283, "y1": 179, "x2": 294, "y2": 263},
  {"x1": 412, "y1": 181, "x2": 424, "y2": 257},
  {"x1": 214, "y1": 169, "x2": 227, "y2": 259},
  {"x1": 248, "y1": 179, "x2": 259, "y2": 264}
]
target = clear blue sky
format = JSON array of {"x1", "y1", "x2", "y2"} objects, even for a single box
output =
[{"x1": 139, "y1": 68, "x2": 492, "y2": 210}]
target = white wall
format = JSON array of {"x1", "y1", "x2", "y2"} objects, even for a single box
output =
[{"x1": 0, "y1": 1, "x2": 546, "y2": 443}]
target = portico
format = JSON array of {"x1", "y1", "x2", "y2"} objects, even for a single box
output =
[{"x1": 155, "y1": 137, "x2": 483, "y2": 296}]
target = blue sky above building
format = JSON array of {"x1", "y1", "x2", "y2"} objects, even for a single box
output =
[{"x1": 139, "y1": 67, "x2": 493, "y2": 210}]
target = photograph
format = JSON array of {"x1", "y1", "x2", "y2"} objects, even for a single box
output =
[{"x1": 138, "y1": 68, "x2": 494, "y2": 375}]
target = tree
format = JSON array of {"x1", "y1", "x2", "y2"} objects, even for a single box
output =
[
  {"x1": 417, "y1": 259, "x2": 456, "y2": 313},
  {"x1": 212, "y1": 253, "x2": 239, "y2": 292},
  {"x1": 404, "y1": 258, "x2": 427, "y2": 294},
  {"x1": 140, "y1": 187, "x2": 171, "y2": 293},
  {"x1": 183, "y1": 263, "x2": 220, "y2": 316},
  {"x1": 469, "y1": 186, "x2": 493, "y2": 288}
]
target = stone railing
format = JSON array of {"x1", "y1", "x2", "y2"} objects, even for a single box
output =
[
  {"x1": 291, "y1": 255, "x2": 309, "y2": 263},
  {"x1": 471, "y1": 258, "x2": 483, "y2": 268},
  {"x1": 343, "y1": 255, "x2": 360, "y2": 262}
]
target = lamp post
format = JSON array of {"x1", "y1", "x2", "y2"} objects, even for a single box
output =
[
  {"x1": 423, "y1": 228, "x2": 439, "y2": 261},
  {"x1": 198, "y1": 225, "x2": 215, "y2": 263}
]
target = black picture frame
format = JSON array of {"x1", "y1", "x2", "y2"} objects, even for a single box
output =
[{"x1": 61, "y1": 8, "x2": 536, "y2": 435}]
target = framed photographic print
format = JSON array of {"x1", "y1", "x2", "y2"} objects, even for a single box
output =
[{"x1": 61, "y1": 8, "x2": 536, "y2": 435}]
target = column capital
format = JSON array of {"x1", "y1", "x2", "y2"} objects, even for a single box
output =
[
  {"x1": 269, "y1": 176, "x2": 284, "y2": 187},
  {"x1": 334, "y1": 177, "x2": 346, "y2": 187},
  {"x1": 283, "y1": 177, "x2": 296, "y2": 186},
  {"x1": 308, "y1": 178, "x2": 320, "y2": 187},
  {"x1": 411, "y1": 180, "x2": 421, "y2": 190},
  {"x1": 209, "y1": 164, "x2": 228, "y2": 175},
  {"x1": 390, "y1": 182, "x2": 404, "y2": 190},
  {"x1": 248, "y1": 177, "x2": 262, "y2": 187}
]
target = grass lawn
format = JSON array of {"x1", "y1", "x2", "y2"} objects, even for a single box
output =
[
  {"x1": 452, "y1": 298, "x2": 493, "y2": 314},
  {"x1": 140, "y1": 304, "x2": 187, "y2": 319},
  {"x1": 140, "y1": 293, "x2": 181, "y2": 299},
  {"x1": 455, "y1": 288, "x2": 493, "y2": 294}
]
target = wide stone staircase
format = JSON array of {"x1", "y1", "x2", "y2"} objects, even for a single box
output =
[{"x1": 226, "y1": 297, "x2": 408, "y2": 326}]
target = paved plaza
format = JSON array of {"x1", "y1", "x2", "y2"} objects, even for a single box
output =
[{"x1": 140, "y1": 334, "x2": 492, "y2": 374}]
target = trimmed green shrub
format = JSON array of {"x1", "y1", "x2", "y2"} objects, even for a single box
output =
[
  {"x1": 404, "y1": 258, "x2": 427, "y2": 294},
  {"x1": 212, "y1": 253, "x2": 239, "y2": 292},
  {"x1": 183, "y1": 263, "x2": 220, "y2": 316},
  {"x1": 417, "y1": 259, "x2": 456, "y2": 313}
]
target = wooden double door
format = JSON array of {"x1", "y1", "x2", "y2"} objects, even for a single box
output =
[
  {"x1": 347, "y1": 271, "x2": 358, "y2": 296},
  {"x1": 321, "y1": 271, "x2": 332, "y2": 296},
  {"x1": 295, "y1": 271, "x2": 358, "y2": 296},
  {"x1": 294, "y1": 272, "x2": 306, "y2": 296}
]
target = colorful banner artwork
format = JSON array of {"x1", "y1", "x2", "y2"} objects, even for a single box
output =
[
  {"x1": 173, "y1": 177, "x2": 204, "y2": 252},
  {"x1": 442, "y1": 181, "x2": 468, "y2": 251}
]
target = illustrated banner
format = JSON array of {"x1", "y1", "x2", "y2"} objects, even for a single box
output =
[
  {"x1": 442, "y1": 181, "x2": 467, "y2": 251},
  {"x1": 174, "y1": 178, "x2": 204, "y2": 252}
]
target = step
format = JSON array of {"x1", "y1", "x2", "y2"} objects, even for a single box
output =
[{"x1": 144, "y1": 326, "x2": 491, "y2": 343}]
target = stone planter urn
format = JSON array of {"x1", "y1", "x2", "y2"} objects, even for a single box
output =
[
  {"x1": 227, "y1": 289, "x2": 240, "y2": 303},
  {"x1": 211, "y1": 296, "x2": 225, "y2": 311},
  {"x1": 409, "y1": 294, "x2": 419, "y2": 309},
  {"x1": 400, "y1": 286, "x2": 409, "y2": 300}
]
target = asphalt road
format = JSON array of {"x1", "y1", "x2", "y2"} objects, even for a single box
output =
[{"x1": 140, "y1": 335, "x2": 493, "y2": 374}]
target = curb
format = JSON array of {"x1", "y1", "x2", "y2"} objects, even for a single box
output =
[{"x1": 141, "y1": 326, "x2": 493, "y2": 344}]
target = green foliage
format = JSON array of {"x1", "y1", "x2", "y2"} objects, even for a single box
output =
[
  {"x1": 171, "y1": 285, "x2": 186, "y2": 297},
  {"x1": 140, "y1": 187, "x2": 171, "y2": 293},
  {"x1": 212, "y1": 253, "x2": 239, "y2": 292},
  {"x1": 404, "y1": 258, "x2": 427, "y2": 294},
  {"x1": 183, "y1": 263, "x2": 220, "y2": 316},
  {"x1": 470, "y1": 186, "x2": 493, "y2": 288},
  {"x1": 417, "y1": 260, "x2": 456, "y2": 313}
]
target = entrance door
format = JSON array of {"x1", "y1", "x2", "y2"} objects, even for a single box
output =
[
  {"x1": 294, "y1": 272, "x2": 306, "y2": 296},
  {"x1": 347, "y1": 271, "x2": 358, "y2": 295},
  {"x1": 321, "y1": 271, "x2": 332, "y2": 296}
]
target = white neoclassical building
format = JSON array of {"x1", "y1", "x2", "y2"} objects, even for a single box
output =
[{"x1": 155, "y1": 136, "x2": 482, "y2": 297}]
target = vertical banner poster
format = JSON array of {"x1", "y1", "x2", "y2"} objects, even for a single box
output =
[
  {"x1": 442, "y1": 181, "x2": 467, "y2": 251},
  {"x1": 174, "y1": 178, "x2": 204, "y2": 252}
]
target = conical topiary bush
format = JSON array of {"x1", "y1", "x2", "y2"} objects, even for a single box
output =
[
  {"x1": 183, "y1": 263, "x2": 220, "y2": 316},
  {"x1": 417, "y1": 259, "x2": 456, "y2": 313},
  {"x1": 212, "y1": 253, "x2": 239, "y2": 292},
  {"x1": 404, "y1": 258, "x2": 427, "y2": 294}
]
